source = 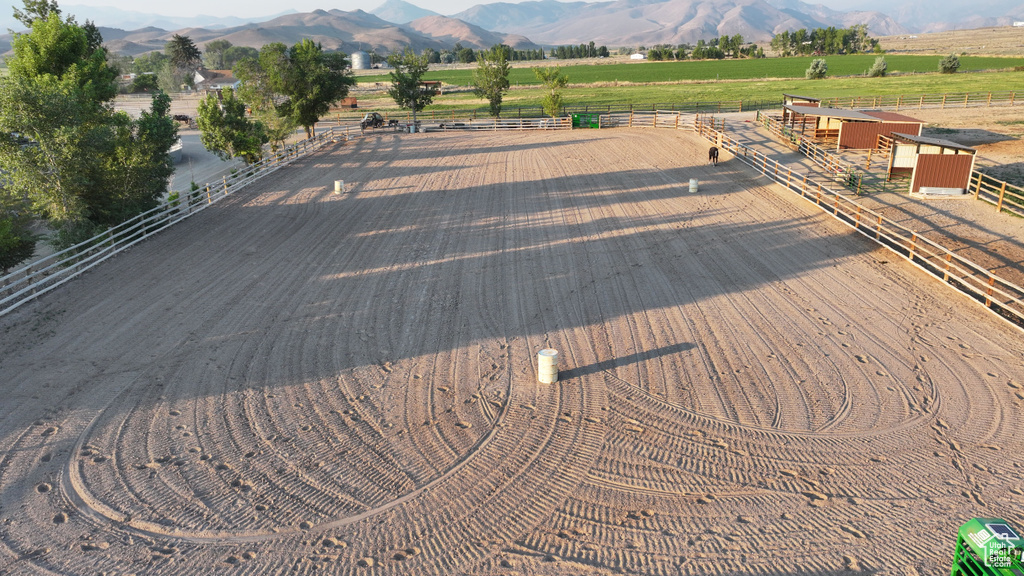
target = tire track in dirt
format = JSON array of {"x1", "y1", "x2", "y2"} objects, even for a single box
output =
[{"x1": 1, "y1": 129, "x2": 1022, "y2": 576}]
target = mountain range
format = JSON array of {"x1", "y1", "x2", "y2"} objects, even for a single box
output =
[{"x1": 0, "y1": 0, "x2": 1020, "y2": 58}]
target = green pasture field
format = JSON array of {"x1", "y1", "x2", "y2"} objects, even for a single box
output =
[
  {"x1": 363, "y1": 69, "x2": 1024, "y2": 113},
  {"x1": 357, "y1": 55, "x2": 1024, "y2": 87}
]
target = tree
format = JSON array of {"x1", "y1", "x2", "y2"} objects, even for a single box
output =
[
  {"x1": 12, "y1": 0, "x2": 59, "y2": 26},
  {"x1": 0, "y1": 2, "x2": 177, "y2": 249},
  {"x1": 533, "y1": 66, "x2": 567, "y2": 118},
  {"x1": 203, "y1": 39, "x2": 233, "y2": 69},
  {"x1": 386, "y1": 48, "x2": 438, "y2": 126},
  {"x1": 165, "y1": 34, "x2": 202, "y2": 89},
  {"x1": 805, "y1": 58, "x2": 828, "y2": 79},
  {"x1": 280, "y1": 39, "x2": 355, "y2": 138},
  {"x1": 133, "y1": 51, "x2": 169, "y2": 74},
  {"x1": 130, "y1": 73, "x2": 159, "y2": 92},
  {"x1": 0, "y1": 208, "x2": 36, "y2": 272},
  {"x1": 7, "y1": 10, "x2": 117, "y2": 104},
  {"x1": 97, "y1": 92, "x2": 178, "y2": 225},
  {"x1": 868, "y1": 56, "x2": 887, "y2": 77},
  {"x1": 223, "y1": 45, "x2": 258, "y2": 69},
  {"x1": 197, "y1": 88, "x2": 268, "y2": 164},
  {"x1": 473, "y1": 44, "x2": 511, "y2": 117},
  {"x1": 234, "y1": 40, "x2": 354, "y2": 139},
  {"x1": 939, "y1": 54, "x2": 960, "y2": 74}
]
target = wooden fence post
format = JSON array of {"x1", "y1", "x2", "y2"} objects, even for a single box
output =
[
  {"x1": 997, "y1": 182, "x2": 1007, "y2": 213},
  {"x1": 975, "y1": 172, "x2": 983, "y2": 199},
  {"x1": 943, "y1": 253, "x2": 953, "y2": 281},
  {"x1": 222, "y1": 176, "x2": 228, "y2": 197}
]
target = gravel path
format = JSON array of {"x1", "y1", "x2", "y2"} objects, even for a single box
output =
[{"x1": 1, "y1": 128, "x2": 1022, "y2": 576}]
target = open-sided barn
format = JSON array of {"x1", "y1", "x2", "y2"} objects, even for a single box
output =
[
  {"x1": 782, "y1": 105, "x2": 925, "y2": 150},
  {"x1": 886, "y1": 132, "x2": 977, "y2": 194}
]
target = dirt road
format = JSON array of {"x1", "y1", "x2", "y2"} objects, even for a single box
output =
[{"x1": 1, "y1": 128, "x2": 1022, "y2": 575}]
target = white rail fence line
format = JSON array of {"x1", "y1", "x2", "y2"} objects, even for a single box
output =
[
  {"x1": 437, "y1": 117, "x2": 572, "y2": 131},
  {"x1": 690, "y1": 115, "x2": 1024, "y2": 330},
  {"x1": 0, "y1": 125, "x2": 356, "y2": 316}
]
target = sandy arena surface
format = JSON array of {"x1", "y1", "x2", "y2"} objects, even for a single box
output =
[{"x1": 1, "y1": 128, "x2": 1023, "y2": 576}]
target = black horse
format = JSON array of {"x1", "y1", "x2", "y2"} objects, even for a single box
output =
[{"x1": 708, "y1": 146, "x2": 719, "y2": 166}]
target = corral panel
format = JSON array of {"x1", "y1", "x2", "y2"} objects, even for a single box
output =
[{"x1": 912, "y1": 154, "x2": 974, "y2": 192}]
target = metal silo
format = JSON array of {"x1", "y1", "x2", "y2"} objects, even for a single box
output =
[{"x1": 351, "y1": 51, "x2": 371, "y2": 70}]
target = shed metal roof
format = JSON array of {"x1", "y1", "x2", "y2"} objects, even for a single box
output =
[
  {"x1": 783, "y1": 105, "x2": 875, "y2": 120},
  {"x1": 891, "y1": 132, "x2": 977, "y2": 153},
  {"x1": 860, "y1": 110, "x2": 924, "y2": 123}
]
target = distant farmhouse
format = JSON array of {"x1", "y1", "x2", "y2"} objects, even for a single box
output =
[{"x1": 193, "y1": 70, "x2": 240, "y2": 92}]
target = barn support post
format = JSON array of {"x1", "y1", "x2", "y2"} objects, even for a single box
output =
[{"x1": 997, "y1": 182, "x2": 1007, "y2": 213}]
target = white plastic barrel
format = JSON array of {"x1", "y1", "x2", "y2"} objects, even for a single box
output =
[
  {"x1": 689, "y1": 178, "x2": 698, "y2": 193},
  {"x1": 537, "y1": 349, "x2": 559, "y2": 384},
  {"x1": 334, "y1": 180, "x2": 345, "y2": 194}
]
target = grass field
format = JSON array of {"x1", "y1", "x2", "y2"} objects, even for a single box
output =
[
  {"x1": 353, "y1": 69, "x2": 1024, "y2": 113},
  {"x1": 357, "y1": 55, "x2": 1024, "y2": 87}
]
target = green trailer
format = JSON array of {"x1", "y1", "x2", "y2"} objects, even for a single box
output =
[
  {"x1": 951, "y1": 518, "x2": 1024, "y2": 576},
  {"x1": 572, "y1": 113, "x2": 601, "y2": 129}
]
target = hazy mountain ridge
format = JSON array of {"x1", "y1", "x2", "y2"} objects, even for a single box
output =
[{"x1": 452, "y1": 0, "x2": 907, "y2": 45}]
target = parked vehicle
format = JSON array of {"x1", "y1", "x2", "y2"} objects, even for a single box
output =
[{"x1": 360, "y1": 112, "x2": 384, "y2": 129}]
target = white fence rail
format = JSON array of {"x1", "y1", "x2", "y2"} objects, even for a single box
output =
[{"x1": 436, "y1": 117, "x2": 572, "y2": 131}]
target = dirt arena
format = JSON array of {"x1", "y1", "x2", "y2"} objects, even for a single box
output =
[{"x1": 1, "y1": 128, "x2": 1023, "y2": 576}]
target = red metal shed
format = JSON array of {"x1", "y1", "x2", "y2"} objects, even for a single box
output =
[
  {"x1": 886, "y1": 133, "x2": 977, "y2": 194},
  {"x1": 781, "y1": 105, "x2": 925, "y2": 150}
]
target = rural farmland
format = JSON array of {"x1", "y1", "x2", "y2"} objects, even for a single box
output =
[{"x1": 1, "y1": 126, "x2": 1022, "y2": 575}]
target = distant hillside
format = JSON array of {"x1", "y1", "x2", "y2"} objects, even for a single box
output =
[
  {"x1": 453, "y1": 0, "x2": 907, "y2": 45},
  {"x1": 371, "y1": 0, "x2": 441, "y2": 24},
  {"x1": 0, "y1": 8, "x2": 542, "y2": 59},
  {"x1": 405, "y1": 15, "x2": 540, "y2": 49}
]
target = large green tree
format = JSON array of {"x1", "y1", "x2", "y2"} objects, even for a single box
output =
[
  {"x1": 0, "y1": 2, "x2": 178, "y2": 252},
  {"x1": 197, "y1": 88, "x2": 268, "y2": 164},
  {"x1": 202, "y1": 39, "x2": 232, "y2": 69},
  {"x1": 533, "y1": 66, "x2": 568, "y2": 118},
  {"x1": 473, "y1": 44, "x2": 511, "y2": 118},
  {"x1": 165, "y1": 34, "x2": 202, "y2": 89},
  {"x1": 282, "y1": 39, "x2": 355, "y2": 138},
  {"x1": 386, "y1": 48, "x2": 438, "y2": 126},
  {"x1": 233, "y1": 40, "x2": 354, "y2": 139}
]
